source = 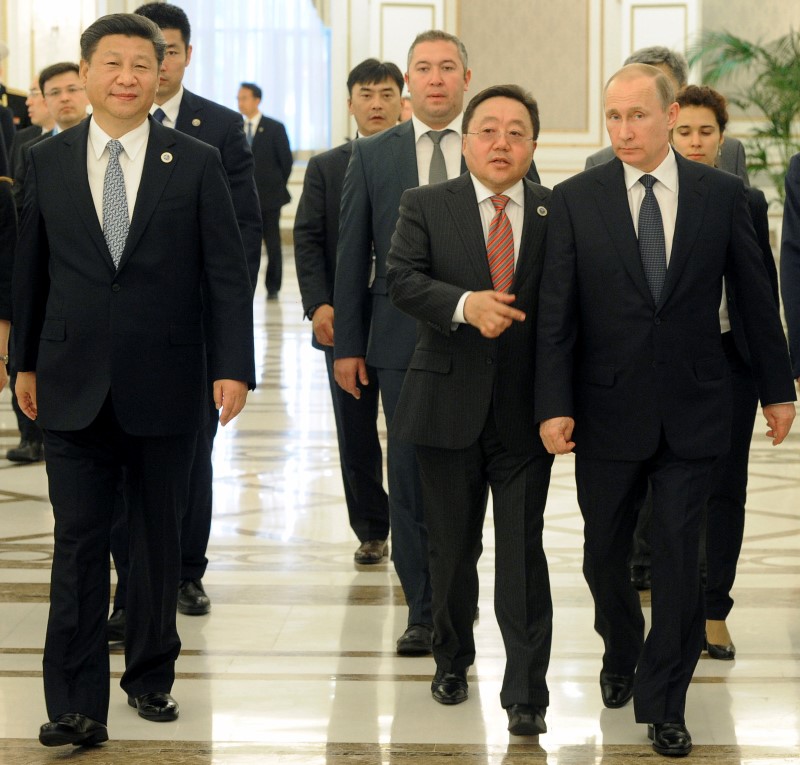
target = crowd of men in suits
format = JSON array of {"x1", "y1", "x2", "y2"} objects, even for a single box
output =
[{"x1": 3, "y1": 4, "x2": 800, "y2": 758}]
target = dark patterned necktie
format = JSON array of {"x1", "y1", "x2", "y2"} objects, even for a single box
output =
[
  {"x1": 102, "y1": 139, "x2": 129, "y2": 269},
  {"x1": 427, "y1": 129, "x2": 450, "y2": 184},
  {"x1": 637, "y1": 174, "x2": 667, "y2": 302},
  {"x1": 153, "y1": 107, "x2": 166, "y2": 124},
  {"x1": 487, "y1": 195, "x2": 514, "y2": 292}
]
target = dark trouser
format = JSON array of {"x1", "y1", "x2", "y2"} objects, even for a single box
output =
[
  {"x1": 417, "y1": 414, "x2": 554, "y2": 709},
  {"x1": 375, "y1": 367, "x2": 432, "y2": 627},
  {"x1": 42, "y1": 396, "x2": 195, "y2": 724},
  {"x1": 576, "y1": 439, "x2": 715, "y2": 724},
  {"x1": 323, "y1": 347, "x2": 389, "y2": 541},
  {"x1": 261, "y1": 207, "x2": 283, "y2": 293}
]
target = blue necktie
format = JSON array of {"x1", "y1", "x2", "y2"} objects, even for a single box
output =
[
  {"x1": 153, "y1": 107, "x2": 167, "y2": 124},
  {"x1": 638, "y1": 174, "x2": 667, "y2": 303},
  {"x1": 246, "y1": 120, "x2": 253, "y2": 146},
  {"x1": 103, "y1": 139, "x2": 129, "y2": 269}
]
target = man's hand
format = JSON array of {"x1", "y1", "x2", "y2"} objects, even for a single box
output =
[
  {"x1": 464, "y1": 291, "x2": 526, "y2": 338},
  {"x1": 312, "y1": 304, "x2": 334, "y2": 347},
  {"x1": 539, "y1": 416, "x2": 576, "y2": 454},
  {"x1": 0, "y1": 360, "x2": 7, "y2": 393},
  {"x1": 763, "y1": 401, "x2": 796, "y2": 445},
  {"x1": 213, "y1": 379, "x2": 249, "y2": 426},
  {"x1": 16, "y1": 371, "x2": 38, "y2": 421},
  {"x1": 334, "y1": 356, "x2": 368, "y2": 399}
]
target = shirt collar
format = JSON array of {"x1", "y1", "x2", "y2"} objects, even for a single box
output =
[
  {"x1": 470, "y1": 174, "x2": 525, "y2": 208},
  {"x1": 411, "y1": 112, "x2": 464, "y2": 143},
  {"x1": 88, "y1": 115, "x2": 151, "y2": 161},
  {"x1": 622, "y1": 146, "x2": 678, "y2": 193},
  {"x1": 151, "y1": 86, "x2": 183, "y2": 123}
]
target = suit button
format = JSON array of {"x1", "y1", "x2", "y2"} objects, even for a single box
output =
[
  {"x1": 486, "y1": 358, "x2": 493, "y2": 365},
  {"x1": 112, "y1": 284, "x2": 121, "y2": 292},
  {"x1": 654, "y1": 317, "x2": 661, "y2": 325}
]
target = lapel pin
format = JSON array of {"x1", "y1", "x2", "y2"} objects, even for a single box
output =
[
  {"x1": 161, "y1": 152, "x2": 173, "y2": 163},
  {"x1": 191, "y1": 118, "x2": 201, "y2": 127},
  {"x1": 537, "y1": 205, "x2": 548, "y2": 217}
]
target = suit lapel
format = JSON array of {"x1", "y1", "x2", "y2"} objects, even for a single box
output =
[
  {"x1": 388, "y1": 121, "x2": 419, "y2": 191},
  {"x1": 512, "y1": 181, "x2": 548, "y2": 293},
  {"x1": 59, "y1": 120, "x2": 113, "y2": 270},
  {"x1": 174, "y1": 89, "x2": 201, "y2": 137},
  {"x1": 445, "y1": 174, "x2": 493, "y2": 288},
  {"x1": 116, "y1": 119, "x2": 178, "y2": 271}
]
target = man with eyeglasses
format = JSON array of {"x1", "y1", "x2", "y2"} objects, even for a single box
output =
[
  {"x1": 12, "y1": 63, "x2": 88, "y2": 212},
  {"x1": 386, "y1": 84, "x2": 553, "y2": 734}
]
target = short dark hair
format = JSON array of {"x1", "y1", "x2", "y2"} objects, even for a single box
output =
[
  {"x1": 675, "y1": 84, "x2": 728, "y2": 133},
  {"x1": 40, "y1": 62, "x2": 80, "y2": 95},
  {"x1": 346, "y1": 58, "x2": 403, "y2": 98},
  {"x1": 463, "y1": 84, "x2": 540, "y2": 140},
  {"x1": 240, "y1": 82, "x2": 262, "y2": 101},
  {"x1": 407, "y1": 30, "x2": 468, "y2": 73},
  {"x1": 604, "y1": 63, "x2": 675, "y2": 111},
  {"x1": 80, "y1": 13, "x2": 166, "y2": 67},
  {"x1": 135, "y1": 2, "x2": 191, "y2": 46},
  {"x1": 624, "y1": 46, "x2": 688, "y2": 88}
]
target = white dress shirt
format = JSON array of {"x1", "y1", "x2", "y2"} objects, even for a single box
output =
[
  {"x1": 452, "y1": 176, "x2": 526, "y2": 324},
  {"x1": 150, "y1": 86, "x2": 183, "y2": 128},
  {"x1": 87, "y1": 117, "x2": 150, "y2": 228},
  {"x1": 411, "y1": 112, "x2": 463, "y2": 185}
]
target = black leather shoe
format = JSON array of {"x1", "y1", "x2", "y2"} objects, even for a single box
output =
[
  {"x1": 647, "y1": 722, "x2": 692, "y2": 756},
  {"x1": 704, "y1": 634, "x2": 736, "y2": 660},
  {"x1": 431, "y1": 667, "x2": 468, "y2": 705},
  {"x1": 396, "y1": 623, "x2": 432, "y2": 656},
  {"x1": 354, "y1": 538, "x2": 387, "y2": 564},
  {"x1": 6, "y1": 439, "x2": 44, "y2": 463},
  {"x1": 128, "y1": 692, "x2": 179, "y2": 722},
  {"x1": 39, "y1": 713, "x2": 108, "y2": 747},
  {"x1": 599, "y1": 670, "x2": 634, "y2": 708},
  {"x1": 107, "y1": 608, "x2": 126, "y2": 642},
  {"x1": 507, "y1": 704, "x2": 547, "y2": 735},
  {"x1": 177, "y1": 578, "x2": 210, "y2": 615},
  {"x1": 630, "y1": 564, "x2": 652, "y2": 590}
]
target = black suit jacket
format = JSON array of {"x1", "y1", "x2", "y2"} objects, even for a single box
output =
[
  {"x1": 9, "y1": 125, "x2": 42, "y2": 180},
  {"x1": 174, "y1": 89, "x2": 262, "y2": 290},
  {"x1": 13, "y1": 117, "x2": 255, "y2": 435},
  {"x1": 780, "y1": 153, "x2": 800, "y2": 377},
  {"x1": 12, "y1": 129, "x2": 52, "y2": 214},
  {"x1": 387, "y1": 174, "x2": 550, "y2": 456},
  {"x1": 535, "y1": 151, "x2": 794, "y2": 461},
  {"x1": 250, "y1": 114, "x2": 292, "y2": 210}
]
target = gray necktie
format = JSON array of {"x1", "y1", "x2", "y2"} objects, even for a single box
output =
[
  {"x1": 246, "y1": 120, "x2": 253, "y2": 146},
  {"x1": 153, "y1": 107, "x2": 167, "y2": 124},
  {"x1": 103, "y1": 139, "x2": 129, "y2": 269},
  {"x1": 427, "y1": 129, "x2": 449, "y2": 184},
  {"x1": 637, "y1": 174, "x2": 667, "y2": 303}
]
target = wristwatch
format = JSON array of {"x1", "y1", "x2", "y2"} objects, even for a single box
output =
[{"x1": 0, "y1": 354, "x2": 8, "y2": 365}]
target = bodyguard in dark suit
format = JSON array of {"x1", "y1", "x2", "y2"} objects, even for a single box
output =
[
  {"x1": 781, "y1": 152, "x2": 800, "y2": 381},
  {"x1": 334, "y1": 30, "x2": 475, "y2": 657},
  {"x1": 105, "y1": 3, "x2": 263, "y2": 629},
  {"x1": 293, "y1": 59, "x2": 402, "y2": 563},
  {"x1": 535, "y1": 64, "x2": 795, "y2": 756},
  {"x1": 13, "y1": 14, "x2": 254, "y2": 746},
  {"x1": 388, "y1": 84, "x2": 554, "y2": 736},
  {"x1": 238, "y1": 82, "x2": 293, "y2": 298}
]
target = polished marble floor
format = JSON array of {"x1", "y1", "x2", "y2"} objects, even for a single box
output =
[{"x1": 1, "y1": 254, "x2": 800, "y2": 763}]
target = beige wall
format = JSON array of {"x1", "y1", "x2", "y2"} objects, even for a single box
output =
[
  {"x1": 702, "y1": 0, "x2": 800, "y2": 39},
  {"x1": 457, "y1": 0, "x2": 589, "y2": 133}
]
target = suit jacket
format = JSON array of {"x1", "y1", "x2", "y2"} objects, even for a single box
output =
[
  {"x1": 585, "y1": 137, "x2": 749, "y2": 185},
  {"x1": 780, "y1": 152, "x2": 800, "y2": 377},
  {"x1": 0, "y1": 178, "x2": 15, "y2": 321},
  {"x1": 387, "y1": 173, "x2": 550, "y2": 456},
  {"x1": 250, "y1": 113, "x2": 292, "y2": 210},
  {"x1": 535, "y1": 151, "x2": 794, "y2": 461},
  {"x1": 13, "y1": 117, "x2": 255, "y2": 436},
  {"x1": 293, "y1": 141, "x2": 353, "y2": 350},
  {"x1": 9, "y1": 125, "x2": 42, "y2": 180},
  {"x1": 175, "y1": 89, "x2": 262, "y2": 290},
  {"x1": 12, "y1": 129, "x2": 52, "y2": 214}
]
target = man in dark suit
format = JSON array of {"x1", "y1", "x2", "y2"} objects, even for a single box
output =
[
  {"x1": 13, "y1": 13, "x2": 254, "y2": 746},
  {"x1": 238, "y1": 81, "x2": 293, "y2": 299},
  {"x1": 781, "y1": 153, "x2": 800, "y2": 380},
  {"x1": 585, "y1": 47, "x2": 748, "y2": 187},
  {"x1": 0, "y1": 40, "x2": 31, "y2": 130},
  {"x1": 103, "y1": 3, "x2": 263, "y2": 632},
  {"x1": 388, "y1": 84, "x2": 553, "y2": 736},
  {"x1": 293, "y1": 58, "x2": 402, "y2": 564},
  {"x1": 535, "y1": 63, "x2": 795, "y2": 756}
]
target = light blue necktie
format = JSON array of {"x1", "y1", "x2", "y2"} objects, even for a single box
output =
[
  {"x1": 637, "y1": 174, "x2": 667, "y2": 303},
  {"x1": 103, "y1": 139, "x2": 129, "y2": 269}
]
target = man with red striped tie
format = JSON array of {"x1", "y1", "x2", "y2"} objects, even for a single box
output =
[{"x1": 386, "y1": 84, "x2": 554, "y2": 737}]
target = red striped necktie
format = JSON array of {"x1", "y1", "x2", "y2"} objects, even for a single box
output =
[{"x1": 487, "y1": 195, "x2": 514, "y2": 292}]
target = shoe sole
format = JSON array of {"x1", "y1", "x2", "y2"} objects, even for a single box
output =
[
  {"x1": 508, "y1": 722, "x2": 547, "y2": 736},
  {"x1": 431, "y1": 692, "x2": 468, "y2": 705},
  {"x1": 602, "y1": 693, "x2": 633, "y2": 709},
  {"x1": 177, "y1": 604, "x2": 210, "y2": 616},
  {"x1": 39, "y1": 729, "x2": 109, "y2": 747},
  {"x1": 354, "y1": 555, "x2": 386, "y2": 564},
  {"x1": 396, "y1": 644, "x2": 431, "y2": 656}
]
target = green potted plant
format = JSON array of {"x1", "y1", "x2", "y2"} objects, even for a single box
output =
[{"x1": 687, "y1": 30, "x2": 800, "y2": 203}]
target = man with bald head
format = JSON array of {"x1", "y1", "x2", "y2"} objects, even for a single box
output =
[{"x1": 535, "y1": 63, "x2": 795, "y2": 756}]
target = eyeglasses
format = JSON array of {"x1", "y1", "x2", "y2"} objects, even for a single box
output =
[
  {"x1": 44, "y1": 86, "x2": 85, "y2": 99},
  {"x1": 465, "y1": 128, "x2": 534, "y2": 145}
]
